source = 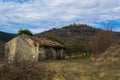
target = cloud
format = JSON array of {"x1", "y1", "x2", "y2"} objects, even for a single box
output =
[{"x1": 0, "y1": 0, "x2": 120, "y2": 33}]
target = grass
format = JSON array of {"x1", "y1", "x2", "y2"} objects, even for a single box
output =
[
  {"x1": 45, "y1": 59, "x2": 120, "y2": 80},
  {"x1": 0, "y1": 61, "x2": 55, "y2": 80},
  {"x1": 65, "y1": 53, "x2": 91, "y2": 61},
  {"x1": 0, "y1": 55, "x2": 120, "y2": 80},
  {"x1": 0, "y1": 46, "x2": 120, "y2": 80},
  {"x1": 0, "y1": 58, "x2": 120, "y2": 80},
  {"x1": 66, "y1": 55, "x2": 91, "y2": 60}
]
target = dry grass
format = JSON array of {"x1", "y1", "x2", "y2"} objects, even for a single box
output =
[
  {"x1": 44, "y1": 46, "x2": 120, "y2": 80},
  {"x1": 43, "y1": 59, "x2": 120, "y2": 80},
  {"x1": 0, "y1": 58, "x2": 120, "y2": 80},
  {"x1": 0, "y1": 61, "x2": 55, "y2": 80},
  {"x1": 0, "y1": 46, "x2": 120, "y2": 80}
]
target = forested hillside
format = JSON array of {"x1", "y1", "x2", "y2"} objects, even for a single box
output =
[
  {"x1": 36, "y1": 24, "x2": 101, "y2": 43},
  {"x1": 0, "y1": 31, "x2": 15, "y2": 43},
  {"x1": 0, "y1": 31, "x2": 15, "y2": 58},
  {"x1": 36, "y1": 24, "x2": 120, "y2": 56},
  {"x1": 36, "y1": 24, "x2": 102, "y2": 55}
]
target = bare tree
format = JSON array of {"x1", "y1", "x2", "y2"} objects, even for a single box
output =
[
  {"x1": 90, "y1": 23, "x2": 116, "y2": 57},
  {"x1": 104, "y1": 21, "x2": 116, "y2": 31}
]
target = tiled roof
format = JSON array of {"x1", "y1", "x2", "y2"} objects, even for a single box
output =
[{"x1": 22, "y1": 35, "x2": 64, "y2": 48}]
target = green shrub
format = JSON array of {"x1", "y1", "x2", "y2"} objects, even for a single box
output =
[{"x1": 18, "y1": 29, "x2": 33, "y2": 36}]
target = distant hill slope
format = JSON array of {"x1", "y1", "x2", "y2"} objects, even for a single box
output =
[
  {"x1": 36, "y1": 24, "x2": 101, "y2": 43},
  {"x1": 0, "y1": 31, "x2": 15, "y2": 57},
  {"x1": 0, "y1": 31, "x2": 15, "y2": 43}
]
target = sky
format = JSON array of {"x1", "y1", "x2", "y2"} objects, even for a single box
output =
[{"x1": 0, "y1": 0, "x2": 120, "y2": 33}]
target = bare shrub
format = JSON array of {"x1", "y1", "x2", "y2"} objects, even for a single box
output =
[
  {"x1": 90, "y1": 29, "x2": 116, "y2": 56},
  {"x1": 0, "y1": 61, "x2": 55, "y2": 80}
]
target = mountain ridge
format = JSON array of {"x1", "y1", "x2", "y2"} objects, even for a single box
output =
[
  {"x1": 0, "y1": 24, "x2": 120, "y2": 44},
  {"x1": 0, "y1": 31, "x2": 15, "y2": 43},
  {"x1": 35, "y1": 24, "x2": 101, "y2": 43}
]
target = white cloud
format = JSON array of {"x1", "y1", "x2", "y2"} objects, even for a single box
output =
[
  {"x1": 113, "y1": 6, "x2": 120, "y2": 12},
  {"x1": 30, "y1": 28, "x2": 50, "y2": 33},
  {"x1": 0, "y1": 0, "x2": 120, "y2": 33}
]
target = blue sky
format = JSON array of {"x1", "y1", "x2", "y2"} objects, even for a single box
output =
[{"x1": 0, "y1": 0, "x2": 120, "y2": 33}]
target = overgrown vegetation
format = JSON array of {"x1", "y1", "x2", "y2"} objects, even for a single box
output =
[
  {"x1": 0, "y1": 48, "x2": 120, "y2": 80},
  {"x1": 46, "y1": 36, "x2": 91, "y2": 58},
  {"x1": 90, "y1": 26, "x2": 118, "y2": 56},
  {"x1": 46, "y1": 34, "x2": 91, "y2": 58},
  {"x1": 65, "y1": 42, "x2": 91, "y2": 57},
  {"x1": 40, "y1": 47, "x2": 120, "y2": 80},
  {"x1": 44, "y1": 46, "x2": 120, "y2": 80},
  {"x1": 0, "y1": 61, "x2": 55, "y2": 80}
]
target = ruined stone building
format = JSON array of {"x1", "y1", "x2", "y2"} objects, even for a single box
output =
[{"x1": 5, "y1": 35, "x2": 65, "y2": 61}]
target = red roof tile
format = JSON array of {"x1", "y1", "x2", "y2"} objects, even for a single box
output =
[{"x1": 23, "y1": 35, "x2": 64, "y2": 48}]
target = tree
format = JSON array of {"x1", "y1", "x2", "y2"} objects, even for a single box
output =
[
  {"x1": 90, "y1": 25, "x2": 116, "y2": 56},
  {"x1": 65, "y1": 42, "x2": 91, "y2": 57},
  {"x1": 18, "y1": 29, "x2": 33, "y2": 36}
]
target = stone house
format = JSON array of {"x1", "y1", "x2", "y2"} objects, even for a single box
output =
[{"x1": 5, "y1": 35, "x2": 65, "y2": 62}]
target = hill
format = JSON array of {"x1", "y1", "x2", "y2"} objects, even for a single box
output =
[
  {"x1": 36, "y1": 24, "x2": 120, "y2": 55},
  {"x1": 36, "y1": 24, "x2": 101, "y2": 43},
  {"x1": 0, "y1": 31, "x2": 15, "y2": 58},
  {"x1": 0, "y1": 31, "x2": 15, "y2": 43},
  {"x1": 0, "y1": 24, "x2": 120, "y2": 56}
]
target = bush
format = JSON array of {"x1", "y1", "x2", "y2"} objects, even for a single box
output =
[
  {"x1": 90, "y1": 30, "x2": 115, "y2": 56},
  {"x1": 18, "y1": 29, "x2": 33, "y2": 36},
  {"x1": 0, "y1": 61, "x2": 55, "y2": 80},
  {"x1": 65, "y1": 42, "x2": 91, "y2": 56}
]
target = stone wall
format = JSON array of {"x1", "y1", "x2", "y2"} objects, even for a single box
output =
[
  {"x1": 38, "y1": 47, "x2": 65, "y2": 60},
  {"x1": 38, "y1": 47, "x2": 46, "y2": 61},
  {"x1": 5, "y1": 35, "x2": 39, "y2": 62},
  {"x1": 5, "y1": 35, "x2": 65, "y2": 61}
]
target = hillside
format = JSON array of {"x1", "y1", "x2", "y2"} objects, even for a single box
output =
[
  {"x1": 96, "y1": 45, "x2": 120, "y2": 66},
  {"x1": 0, "y1": 31, "x2": 15, "y2": 57},
  {"x1": 36, "y1": 24, "x2": 101, "y2": 43},
  {"x1": 0, "y1": 24, "x2": 120, "y2": 56},
  {"x1": 0, "y1": 31, "x2": 15, "y2": 43}
]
